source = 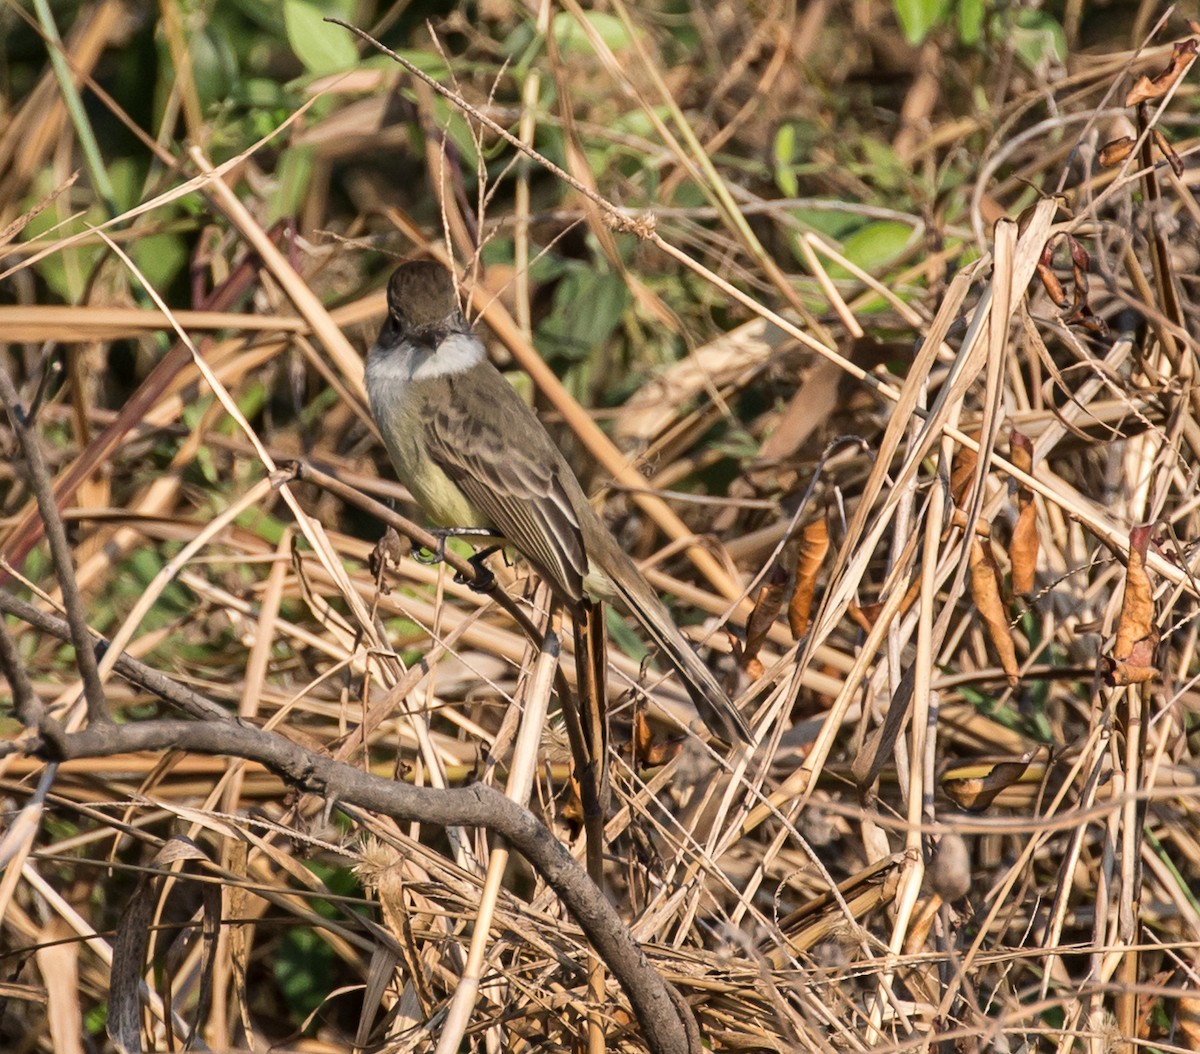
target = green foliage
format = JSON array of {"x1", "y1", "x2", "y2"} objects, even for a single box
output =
[
  {"x1": 1008, "y1": 8, "x2": 1067, "y2": 73},
  {"x1": 283, "y1": 0, "x2": 358, "y2": 75},
  {"x1": 274, "y1": 924, "x2": 334, "y2": 1022},
  {"x1": 550, "y1": 11, "x2": 637, "y2": 55},
  {"x1": 536, "y1": 265, "x2": 631, "y2": 364},
  {"x1": 273, "y1": 861, "x2": 361, "y2": 1024},
  {"x1": 825, "y1": 220, "x2": 920, "y2": 279},
  {"x1": 893, "y1": 0, "x2": 1061, "y2": 63},
  {"x1": 893, "y1": 0, "x2": 953, "y2": 45}
]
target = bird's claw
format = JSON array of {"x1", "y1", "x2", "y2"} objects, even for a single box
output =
[{"x1": 456, "y1": 545, "x2": 501, "y2": 593}]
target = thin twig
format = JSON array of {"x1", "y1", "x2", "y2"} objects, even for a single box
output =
[
  {"x1": 0, "y1": 613, "x2": 40, "y2": 726},
  {"x1": 0, "y1": 362, "x2": 110, "y2": 725}
]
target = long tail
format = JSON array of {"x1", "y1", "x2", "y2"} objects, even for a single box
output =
[
  {"x1": 605, "y1": 550, "x2": 752, "y2": 743},
  {"x1": 572, "y1": 599, "x2": 609, "y2": 809}
]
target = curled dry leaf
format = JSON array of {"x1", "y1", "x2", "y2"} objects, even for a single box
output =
[
  {"x1": 1068, "y1": 236, "x2": 1090, "y2": 273},
  {"x1": 632, "y1": 710, "x2": 680, "y2": 767},
  {"x1": 742, "y1": 564, "x2": 788, "y2": 672},
  {"x1": 848, "y1": 601, "x2": 880, "y2": 634},
  {"x1": 1099, "y1": 135, "x2": 1136, "y2": 167},
  {"x1": 561, "y1": 777, "x2": 584, "y2": 825},
  {"x1": 788, "y1": 517, "x2": 829, "y2": 639},
  {"x1": 949, "y1": 507, "x2": 992, "y2": 537},
  {"x1": 1151, "y1": 127, "x2": 1184, "y2": 176},
  {"x1": 1036, "y1": 239, "x2": 1069, "y2": 307},
  {"x1": 969, "y1": 535, "x2": 1020, "y2": 687},
  {"x1": 950, "y1": 433, "x2": 981, "y2": 508},
  {"x1": 1125, "y1": 38, "x2": 1198, "y2": 107},
  {"x1": 1102, "y1": 524, "x2": 1159, "y2": 686},
  {"x1": 1009, "y1": 430, "x2": 1038, "y2": 594},
  {"x1": 942, "y1": 756, "x2": 1035, "y2": 812}
]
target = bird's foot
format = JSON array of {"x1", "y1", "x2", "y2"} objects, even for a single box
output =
[
  {"x1": 456, "y1": 545, "x2": 502, "y2": 593},
  {"x1": 412, "y1": 527, "x2": 494, "y2": 566}
]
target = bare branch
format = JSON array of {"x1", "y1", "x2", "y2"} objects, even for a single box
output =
[
  {"x1": 38, "y1": 714, "x2": 697, "y2": 1054},
  {"x1": 0, "y1": 360, "x2": 110, "y2": 725}
]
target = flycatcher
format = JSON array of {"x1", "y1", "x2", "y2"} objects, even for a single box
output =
[{"x1": 365, "y1": 260, "x2": 751, "y2": 744}]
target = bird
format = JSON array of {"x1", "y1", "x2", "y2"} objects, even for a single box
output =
[{"x1": 364, "y1": 260, "x2": 751, "y2": 744}]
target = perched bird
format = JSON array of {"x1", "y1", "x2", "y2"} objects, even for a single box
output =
[{"x1": 364, "y1": 260, "x2": 751, "y2": 743}]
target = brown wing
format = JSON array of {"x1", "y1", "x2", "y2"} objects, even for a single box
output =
[{"x1": 422, "y1": 363, "x2": 590, "y2": 601}]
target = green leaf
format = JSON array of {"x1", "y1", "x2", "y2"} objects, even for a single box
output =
[
  {"x1": 773, "y1": 124, "x2": 798, "y2": 198},
  {"x1": 536, "y1": 267, "x2": 630, "y2": 363},
  {"x1": 131, "y1": 231, "x2": 187, "y2": 292},
  {"x1": 827, "y1": 221, "x2": 918, "y2": 278},
  {"x1": 1009, "y1": 9, "x2": 1066, "y2": 74},
  {"x1": 283, "y1": 0, "x2": 357, "y2": 75},
  {"x1": 275, "y1": 926, "x2": 332, "y2": 1020},
  {"x1": 893, "y1": 0, "x2": 952, "y2": 45},
  {"x1": 551, "y1": 11, "x2": 634, "y2": 55},
  {"x1": 957, "y1": 0, "x2": 985, "y2": 45}
]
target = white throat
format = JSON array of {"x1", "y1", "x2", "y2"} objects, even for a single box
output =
[{"x1": 367, "y1": 330, "x2": 486, "y2": 386}]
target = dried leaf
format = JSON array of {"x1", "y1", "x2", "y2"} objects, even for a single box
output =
[
  {"x1": 561, "y1": 778, "x2": 584, "y2": 824},
  {"x1": 1125, "y1": 38, "x2": 1198, "y2": 106},
  {"x1": 108, "y1": 838, "x2": 219, "y2": 1054},
  {"x1": 742, "y1": 564, "x2": 787, "y2": 669},
  {"x1": 969, "y1": 535, "x2": 1020, "y2": 687},
  {"x1": 950, "y1": 434, "x2": 981, "y2": 508},
  {"x1": 788, "y1": 518, "x2": 829, "y2": 639},
  {"x1": 1103, "y1": 524, "x2": 1158, "y2": 686},
  {"x1": 1037, "y1": 260, "x2": 1068, "y2": 307},
  {"x1": 1009, "y1": 431, "x2": 1038, "y2": 594},
  {"x1": 632, "y1": 710, "x2": 680, "y2": 767},
  {"x1": 848, "y1": 602, "x2": 879, "y2": 633},
  {"x1": 1099, "y1": 135, "x2": 1137, "y2": 167},
  {"x1": 1152, "y1": 127, "x2": 1184, "y2": 176},
  {"x1": 1036, "y1": 239, "x2": 1069, "y2": 307},
  {"x1": 942, "y1": 756, "x2": 1034, "y2": 812},
  {"x1": 1068, "y1": 236, "x2": 1091, "y2": 273}
]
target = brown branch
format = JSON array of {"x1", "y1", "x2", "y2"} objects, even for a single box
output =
[
  {"x1": 0, "y1": 613, "x2": 39, "y2": 726},
  {"x1": 0, "y1": 361, "x2": 110, "y2": 725},
  {"x1": 36, "y1": 714, "x2": 696, "y2": 1054},
  {"x1": 0, "y1": 588, "x2": 229, "y2": 722},
  {"x1": 1, "y1": 552, "x2": 694, "y2": 1051}
]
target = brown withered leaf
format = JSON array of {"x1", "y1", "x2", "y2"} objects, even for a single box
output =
[
  {"x1": 1036, "y1": 239, "x2": 1069, "y2": 307},
  {"x1": 969, "y1": 535, "x2": 1020, "y2": 687},
  {"x1": 1125, "y1": 38, "x2": 1199, "y2": 106},
  {"x1": 561, "y1": 778, "x2": 584, "y2": 825},
  {"x1": 1152, "y1": 127, "x2": 1184, "y2": 176},
  {"x1": 848, "y1": 602, "x2": 879, "y2": 633},
  {"x1": 950, "y1": 435, "x2": 981, "y2": 508},
  {"x1": 632, "y1": 710, "x2": 680, "y2": 767},
  {"x1": 1009, "y1": 431, "x2": 1038, "y2": 594},
  {"x1": 949, "y1": 507, "x2": 992, "y2": 537},
  {"x1": 1009, "y1": 429, "x2": 1033, "y2": 476},
  {"x1": 742, "y1": 564, "x2": 787, "y2": 671},
  {"x1": 1068, "y1": 236, "x2": 1090, "y2": 273},
  {"x1": 1104, "y1": 631, "x2": 1160, "y2": 686},
  {"x1": 788, "y1": 518, "x2": 829, "y2": 639},
  {"x1": 1099, "y1": 136, "x2": 1137, "y2": 167},
  {"x1": 942, "y1": 756, "x2": 1035, "y2": 812},
  {"x1": 1102, "y1": 524, "x2": 1158, "y2": 686}
]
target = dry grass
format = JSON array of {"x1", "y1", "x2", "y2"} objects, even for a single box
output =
[{"x1": 3, "y1": 3, "x2": 1200, "y2": 1052}]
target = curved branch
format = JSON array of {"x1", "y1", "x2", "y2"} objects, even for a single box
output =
[{"x1": 38, "y1": 714, "x2": 696, "y2": 1054}]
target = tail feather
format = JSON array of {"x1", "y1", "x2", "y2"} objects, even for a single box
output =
[{"x1": 606, "y1": 557, "x2": 752, "y2": 743}]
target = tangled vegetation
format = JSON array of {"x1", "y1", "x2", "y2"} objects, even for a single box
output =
[{"x1": 3, "y1": 2, "x2": 1200, "y2": 1052}]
